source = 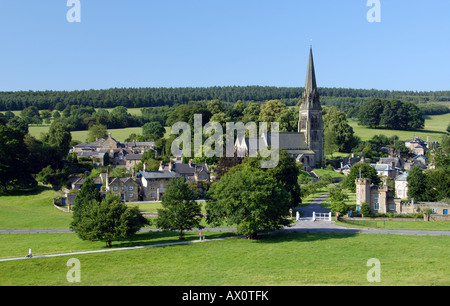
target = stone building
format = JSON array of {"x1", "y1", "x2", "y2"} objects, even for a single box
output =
[
  {"x1": 355, "y1": 177, "x2": 450, "y2": 218},
  {"x1": 138, "y1": 170, "x2": 180, "y2": 201}
]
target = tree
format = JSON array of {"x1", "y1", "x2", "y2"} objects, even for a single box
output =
[
  {"x1": 360, "y1": 203, "x2": 372, "y2": 217},
  {"x1": 242, "y1": 102, "x2": 260, "y2": 124},
  {"x1": 88, "y1": 123, "x2": 108, "y2": 142},
  {"x1": 258, "y1": 100, "x2": 286, "y2": 124},
  {"x1": 142, "y1": 121, "x2": 166, "y2": 140},
  {"x1": 343, "y1": 162, "x2": 380, "y2": 190},
  {"x1": 242, "y1": 150, "x2": 301, "y2": 207},
  {"x1": 206, "y1": 165, "x2": 291, "y2": 239},
  {"x1": 407, "y1": 165, "x2": 428, "y2": 201},
  {"x1": 210, "y1": 112, "x2": 231, "y2": 127},
  {"x1": 71, "y1": 193, "x2": 149, "y2": 247},
  {"x1": 323, "y1": 106, "x2": 358, "y2": 153},
  {"x1": 46, "y1": 119, "x2": 72, "y2": 158},
  {"x1": 358, "y1": 99, "x2": 384, "y2": 128},
  {"x1": 206, "y1": 99, "x2": 224, "y2": 115},
  {"x1": 0, "y1": 122, "x2": 36, "y2": 192},
  {"x1": 426, "y1": 167, "x2": 450, "y2": 201},
  {"x1": 156, "y1": 177, "x2": 204, "y2": 240}
]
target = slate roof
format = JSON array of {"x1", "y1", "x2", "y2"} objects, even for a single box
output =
[{"x1": 139, "y1": 171, "x2": 180, "y2": 180}]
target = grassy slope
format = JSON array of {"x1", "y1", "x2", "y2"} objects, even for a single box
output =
[
  {"x1": 348, "y1": 113, "x2": 449, "y2": 142},
  {"x1": 0, "y1": 187, "x2": 71, "y2": 230}
]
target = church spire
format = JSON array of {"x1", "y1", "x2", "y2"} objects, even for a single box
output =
[{"x1": 300, "y1": 47, "x2": 321, "y2": 110}]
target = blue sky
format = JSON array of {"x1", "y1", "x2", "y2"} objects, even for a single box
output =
[{"x1": 0, "y1": 0, "x2": 449, "y2": 92}]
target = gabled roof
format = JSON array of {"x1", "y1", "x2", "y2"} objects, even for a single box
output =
[{"x1": 413, "y1": 154, "x2": 427, "y2": 160}]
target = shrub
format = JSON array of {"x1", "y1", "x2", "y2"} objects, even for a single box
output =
[{"x1": 360, "y1": 203, "x2": 372, "y2": 217}]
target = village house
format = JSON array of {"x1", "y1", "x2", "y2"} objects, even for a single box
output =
[
  {"x1": 138, "y1": 170, "x2": 180, "y2": 201},
  {"x1": 105, "y1": 176, "x2": 140, "y2": 202},
  {"x1": 394, "y1": 172, "x2": 409, "y2": 200},
  {"x1": 405, "y1": 137, "x2": 427, "y2": 156}
]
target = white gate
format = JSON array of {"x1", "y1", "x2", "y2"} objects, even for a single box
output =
[{"x1": 312, "y1": 212, "x2": 332, "y2": 221}]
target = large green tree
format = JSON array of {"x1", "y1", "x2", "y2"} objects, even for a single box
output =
[
  {"x1": 323, "y1": 106, "x2": 358, "y2": 153},
  {"x1": 206, "y1": 165, "x2": 291, "y2": 239},
  {"x1": 407, "y1": 165, "x2": 429, "y2": 202},
  {"x1": 71, "y1": 192, "x2": 149, "y2": 247},
  {"x1": 343, "y1": 162, "x2": 380, "y2": 190},
  {"x1": 241, "y1": 150, "x2": 301, "y2": 207},
  {"x1": 88, "y1": 123, "x2": 108, "y2": 142},
  {"x1": 0, "y1": 122, "x2": 36, "y2": 192},
  {"x1": 156, "y1": 177, "x2": 204, "y2": 240}
]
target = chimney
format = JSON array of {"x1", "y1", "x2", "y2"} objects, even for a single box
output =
[
  {"x1": 143, "y1": 162, "x2": 148, "y2": 172},
  {"x1": 189, "y1": 159, "x2": 193, "y2": 168},
  {"x1": 169, "y1": 162, "x2": 173, "y2": 172}
]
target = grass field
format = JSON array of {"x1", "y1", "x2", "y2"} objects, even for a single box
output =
[
  {"x1": 1, "y1": 186, "x2": 449, "y2": 286},
  {"x1": 0, "y1": 187, "x2": 71, "y2": 230},
  {"x1": 348, "y1": 113, "x2": 449, "y2": 142},
  {"x1": 28, "y1": 125, "x2": 143, "y2": 142},
  {"x1": 0, "y1": 232, "x2": 448, "y2": 285}
]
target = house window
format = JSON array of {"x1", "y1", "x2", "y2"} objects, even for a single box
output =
[
  {"x1": 443, "y1": 209, "x2": 448, "y2": 215},
  {"x1": 113, "y1": 187, "x2": 118, "y2": 191},
  {"x1": 129, "y1": 186, "x2": 133, "y2": 191},
  {"x1": 121, "y1": 186, "x2": 124, "y2": 191},
  {"x1": 151, "y1": 186, "x2": 155, "y2": 190},
  {"x1": 128, "y1": 193, "x2": 133, "y2": 198},
  {"x1": 389, "y1": 204, "x2": 395, "y2": 211},
  {"x1": 151, "y1": 193, "x2": 155, "y2": 198},
  {"x1": 374, "y1": 203, "x2": 379, "y2": 211}
]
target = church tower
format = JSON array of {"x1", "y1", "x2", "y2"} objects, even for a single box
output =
[{"x1": 298, "y1": 47, "x2": 325, "y2": 168}]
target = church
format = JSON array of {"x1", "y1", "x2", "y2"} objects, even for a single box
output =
[{"x1": 235, "y1": 47, "x2": 325, "y2": 170}]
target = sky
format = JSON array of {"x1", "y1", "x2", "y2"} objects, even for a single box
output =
[{"x1": 0, "y1": 0, "x2": 449, "y2": 92}]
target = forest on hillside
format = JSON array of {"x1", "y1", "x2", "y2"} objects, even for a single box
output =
[{"x1": 1, "y1": 86, "x2": 449, "y2": 113}]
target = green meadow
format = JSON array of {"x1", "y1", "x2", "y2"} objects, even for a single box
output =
[
  {"x1": 0, "y1": 232, "x2": 448, "y2": 286},
  {"x1": 348, "y1": 113, "x2": 449, "y2": 142},
  {"x1": 1, "y1": 186, "x2": 449, "y2": 286}
]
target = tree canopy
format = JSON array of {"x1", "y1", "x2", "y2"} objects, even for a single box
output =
[
  {"x1": 156, "y1": 177, "x2": 204, "y2": 240},
  {"x1": 206, "y1": 164, "x2": 291, "y2": 239}
]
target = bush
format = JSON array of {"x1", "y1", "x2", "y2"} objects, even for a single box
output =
[{"x1": 360, "y1": 203, "x2": 372, "y2": 217}]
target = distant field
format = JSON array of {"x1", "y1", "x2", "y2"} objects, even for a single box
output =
[
  {"x1": 348, "y1": 113, "x2": 449, "y2": 142},
  {"x1": 28, "y1": 125, "x2": 143, "y2": 142}
]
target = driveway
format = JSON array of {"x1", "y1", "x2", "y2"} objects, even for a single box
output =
[{"x1": 296, "y1": 193, "x2": 331, "y2": 219}]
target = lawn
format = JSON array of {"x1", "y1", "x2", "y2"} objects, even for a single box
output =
[
  {"x1": 336, "y1": 219, "x2": 450, "y2": 231},
  {"x1": 0, "y1": 232, "x2": 448, "y2": 285},
  {"x1": 313, "y1": 168, "x2": 345, "y2": 178},
  {"x1": 0, "y1": 187, "x2": 71, "y2": 230},
  {"x1": 348, "y1": 113, "x2": 450, "y2": 142}
]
